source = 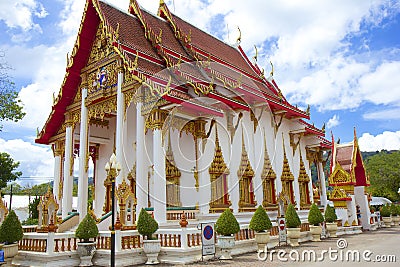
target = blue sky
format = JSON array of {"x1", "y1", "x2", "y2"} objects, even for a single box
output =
[{"x1": 1, "y1": 0, "x2": 400, "y2": 185}]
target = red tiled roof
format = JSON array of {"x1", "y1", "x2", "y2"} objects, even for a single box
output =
[
  {"x1": 336, "y1": 145, "x2": 353, "y2": 173},
  {"x1": 36, "y1": 0, "x2": 324, "y2": 145}
]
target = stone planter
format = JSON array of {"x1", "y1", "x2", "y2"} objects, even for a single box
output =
[
  {"x1": 286, "y1": 228, "x2": 301, "y2": 247},
  {"x1": 392, "y1": 215, "x2": 400, "y2": 227},
  {"x1": 309, "y1": 225, "x2": 322, "y2": 241},
  {"x1": 2, "y1": 243, "x2": 18, "y2": 259},
  {"x1": 77, "y1": 242, "x2": 96, "y2": 266},
  {"x1": 382, "y1": 217, "x2": 392, "y2": 228},
  {"x1": 143, "y1": 239, "x2": 161, "y2": 265},
  {"x1": 326, "y1": 222, "x2": 338, "y2": 237},
  {"x1": 218, "y1": 235, "x2": 235, "y2": 260},
  {"x1": 254, "y1": 232, "x2": 270, "y2": 251}
]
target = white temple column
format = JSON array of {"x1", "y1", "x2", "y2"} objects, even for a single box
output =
[
  {"x1": 318, "y1": 161, "x2": 328, "y2": 206},
  {"x1": 116, "y1": 66, "x2": 124, "y2": 184},
  {"x1": 52, "y1": 143, "x2": 63, "y2": 213},
  {"x1": 153, "y1": 128, "x2": 166, "y2": 223},
  {"x1": 62, "y1": 120, "x2": 74, "y2": 219},
  {"x1": 135, "y1": 102, "x2": 147, "y2": 221},
  {"x1": 78, "y1": 88, "x2": 89, "y2": 220},
  {"x1": 198, "y1": 138, "x2": 209, "y2": 214}
]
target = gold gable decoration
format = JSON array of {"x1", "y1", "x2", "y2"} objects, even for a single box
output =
[
  {"x1": 328, "y1": 162, "x2": 352, "y2": 186},
  {"x1": 280, "y1": 136, "x2": 295, "y2": 204},
  {"x1": 37, "y1": 187, "x2": 59, "y2": 232},
  {"x1": 298, "y1": 154, "x2": 311, "y2": 209},
  {"x1": 237, "y1": 131, "x2": 256, "y2": 212},
  {"x1": 328, "y1": 187, "x2": 351, "y2": 208},
  {"x1": 117, "y1": 178, "x2": 137, "y2": 230},
  {"x1": 209, "y1": 125, "x2": 231, "y2": 213},
  {"x1": 261, "y1": 133, "x2": 277, "y2": 210},
  {"x1": 209, "y1": 125, "x2": 229, "y2": 176}
]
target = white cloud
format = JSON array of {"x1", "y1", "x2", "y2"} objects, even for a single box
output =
[
  {"x1": 363, "y1": 108, "x2": 400, "y2": 120},
  {"x1": 0, "y1": 138, "x2": 54, "y2": 180},
  {"x1": 327, "y1": 115, "x2": 340, "y2": 129},
  {"x1": 0, "y1": 0, "x2": 48, "y2": 42},
  {"x1": 358, "y1": 131, "x2": 400, "y2": 152}
]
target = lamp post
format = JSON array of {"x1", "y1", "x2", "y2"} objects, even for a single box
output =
[{"x1": 105, "y1": 153, "x2": 121, "y2": 267}]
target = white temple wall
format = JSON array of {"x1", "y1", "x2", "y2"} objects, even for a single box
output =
[
  {"x1": 92, "y1": 118, "x2": 116, "y2": 217},
  {"x1": 252, "y1": 110, "x2": 266, "y2": 207},
  {"x1": 173, "y1": 131, "x2": 197, "y2": 207}
]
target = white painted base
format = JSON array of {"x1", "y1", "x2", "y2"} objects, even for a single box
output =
[{"x1": 12, "y1": 251, "x2": 80, "y2": 267}]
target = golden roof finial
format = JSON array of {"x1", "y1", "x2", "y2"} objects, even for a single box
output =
[
  {"x1": 253, "y1": 45, "x2": 258, "y2": 63},
  {"x1": 270, "y1": 61, "x2": 274, "y2": 76},
  {"x1": 160, "y1": 0, "x2": 165, "y2": 5},
  {"x1": 236, "y1": 26, "x2": 241, "y2": 44}
]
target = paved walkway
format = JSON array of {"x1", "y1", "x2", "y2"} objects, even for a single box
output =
[{"x1": 161, "y1": 227, "x2": 399, "y2": 266}]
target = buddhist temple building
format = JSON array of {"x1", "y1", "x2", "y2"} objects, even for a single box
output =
[
  {"x1": 328, "y1": 128, "x2": 371, "y2": 230},
  {"x1": 34, "y1": 0, "x2": 331, "y2": 230}
]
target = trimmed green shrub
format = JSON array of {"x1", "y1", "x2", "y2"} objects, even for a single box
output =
[
  {"x1": 0, "y1": 210, "x2": 23, "y2": 244},
  {"x1": 137, "y1": 208, "x2": 158, "y2": 240},
  {"x1": 390, "y1": 204, "x2": 398, "y2": 216},
  {"x1": 249, "y1": 205, "x2": 272, "y2": 232},
  {"x1": 75, "y1": 213, "x2": 99, "y2": 242},
  {"x1": 308, "y1": 203, "x2": 324, "y2": 226},
  {"x1": 285, "y1": 204, "x2": 301, "y2": 228},
  {"x1": 380, "y1": 205, "x2": 391, "y2": 217},
  {"x1": 215, "y1": 208, "x2": 240, "y2": 236},
  {"x1": 324, "y1": 205, "x2": 337, "y2": 223}
]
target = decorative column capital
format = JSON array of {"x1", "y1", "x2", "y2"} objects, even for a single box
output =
[
  {"x1": 145, "y1": 109, "x2": 167, "y2": 131},
  {"x1": 81, "y1": 73, "x2": 89, "y2": 88},
  {"x1": 52, "y1": 140, "x2": 65, "y2": 157}
]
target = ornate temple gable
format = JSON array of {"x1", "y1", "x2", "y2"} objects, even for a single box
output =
[
  {"x1": 36, "y1": 0, "x2": 101, "y2": 144},
  {"x1": 328, "y1": 162, "x2": 354, "y2": 187}
]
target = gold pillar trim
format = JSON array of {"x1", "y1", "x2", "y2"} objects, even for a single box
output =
[
  {"x1": 165, "y1": 132, "x2": 182, "y2": 207},
  {"x1": 298, "y1": 153, "x2": 311, "y2": 209},
  {"x1": 87, "y1": 97, "x2": 117, "y2": 120},
  {"x1": 145, "y1": 109, "x2": 168, "y2": 131},
  {"x1": 52, "y1": 140, "x2": 65, "y2": 157}
]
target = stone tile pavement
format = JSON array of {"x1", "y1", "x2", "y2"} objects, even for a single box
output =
[{"x1": 159, "y1": 228, "x2": 400, "y2": 267}]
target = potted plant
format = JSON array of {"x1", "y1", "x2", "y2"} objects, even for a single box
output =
[
  {"x1": 390, "y1": 204, "x2": 399, "y2": 227},
  {"x1": 249, "y1": 205, "x2": 272, "y2": 251},
  {"x1": 380, "y1": 205, "x2": 391, "y2": 228},
  {"x1": 215, "y1": 208, "x2": 240, "y2": 260},
  {"x1": 285, "y1": 204, "x2": 301, "y2": 247},
  {"x1": 137, "y1": 208, "x2": 160, "y2": 265},
  {"x1": 75, "y1": 213, "x2": 99, "y2": 266},
  {"x1": 324, "y1": 205, "x2": 338, "y2": 237},
  {"x1": 308, "y1": 203, "x2": 324, "y2": 241},
  {"x1": 0, "y1": 210, "x2": 23, "y2": 259}
]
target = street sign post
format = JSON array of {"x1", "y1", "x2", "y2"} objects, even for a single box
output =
[
  {"x1": 278, "y1": 217, "x2": 287, "y2": 245},
  {"x1": 201, "y1": 223, "x2": 216, "y2": 258}
]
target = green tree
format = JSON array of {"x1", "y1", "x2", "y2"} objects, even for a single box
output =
[
  {"x1": 30, "y1": 183, "x2": 52, "y2": 196},
  {"x1": 364, "y1": 150, "x2": 400, "y2": 202},
  {"x1": 0, "y1": 152, "x2": 22, "y2": 191},
  {"x1": 3, "y1": 181, "x2": 24, "y2": 195},
  {"x1": 29, "y1": 197, "x2": 40, "y2": 219},
  {"x1": 0, "y1": 51, "x2": 25, "y2": 130}
]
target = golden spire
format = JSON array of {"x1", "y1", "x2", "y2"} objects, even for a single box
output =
[
  {"x1": 281, "y1": 134, "x2": 294, "y2": 181},
  {"x1": 165, "y1": 131, "x2": 181, "y2": 179},
  {"x1": 237, "y1": 129, "x2": 254, "y2": 178},
  {"x1": 209, "y1": 124, "x2": 229, "y2": 175},
  {"x1": 236, "y1": 26, "x2": 241, "y2": 44},
  {"x1": 298, "y1": 153, "x2": 310, "y2": 182},
  {"x1": 261, "y1": 131, "x2": 276, "y2": 180}
]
